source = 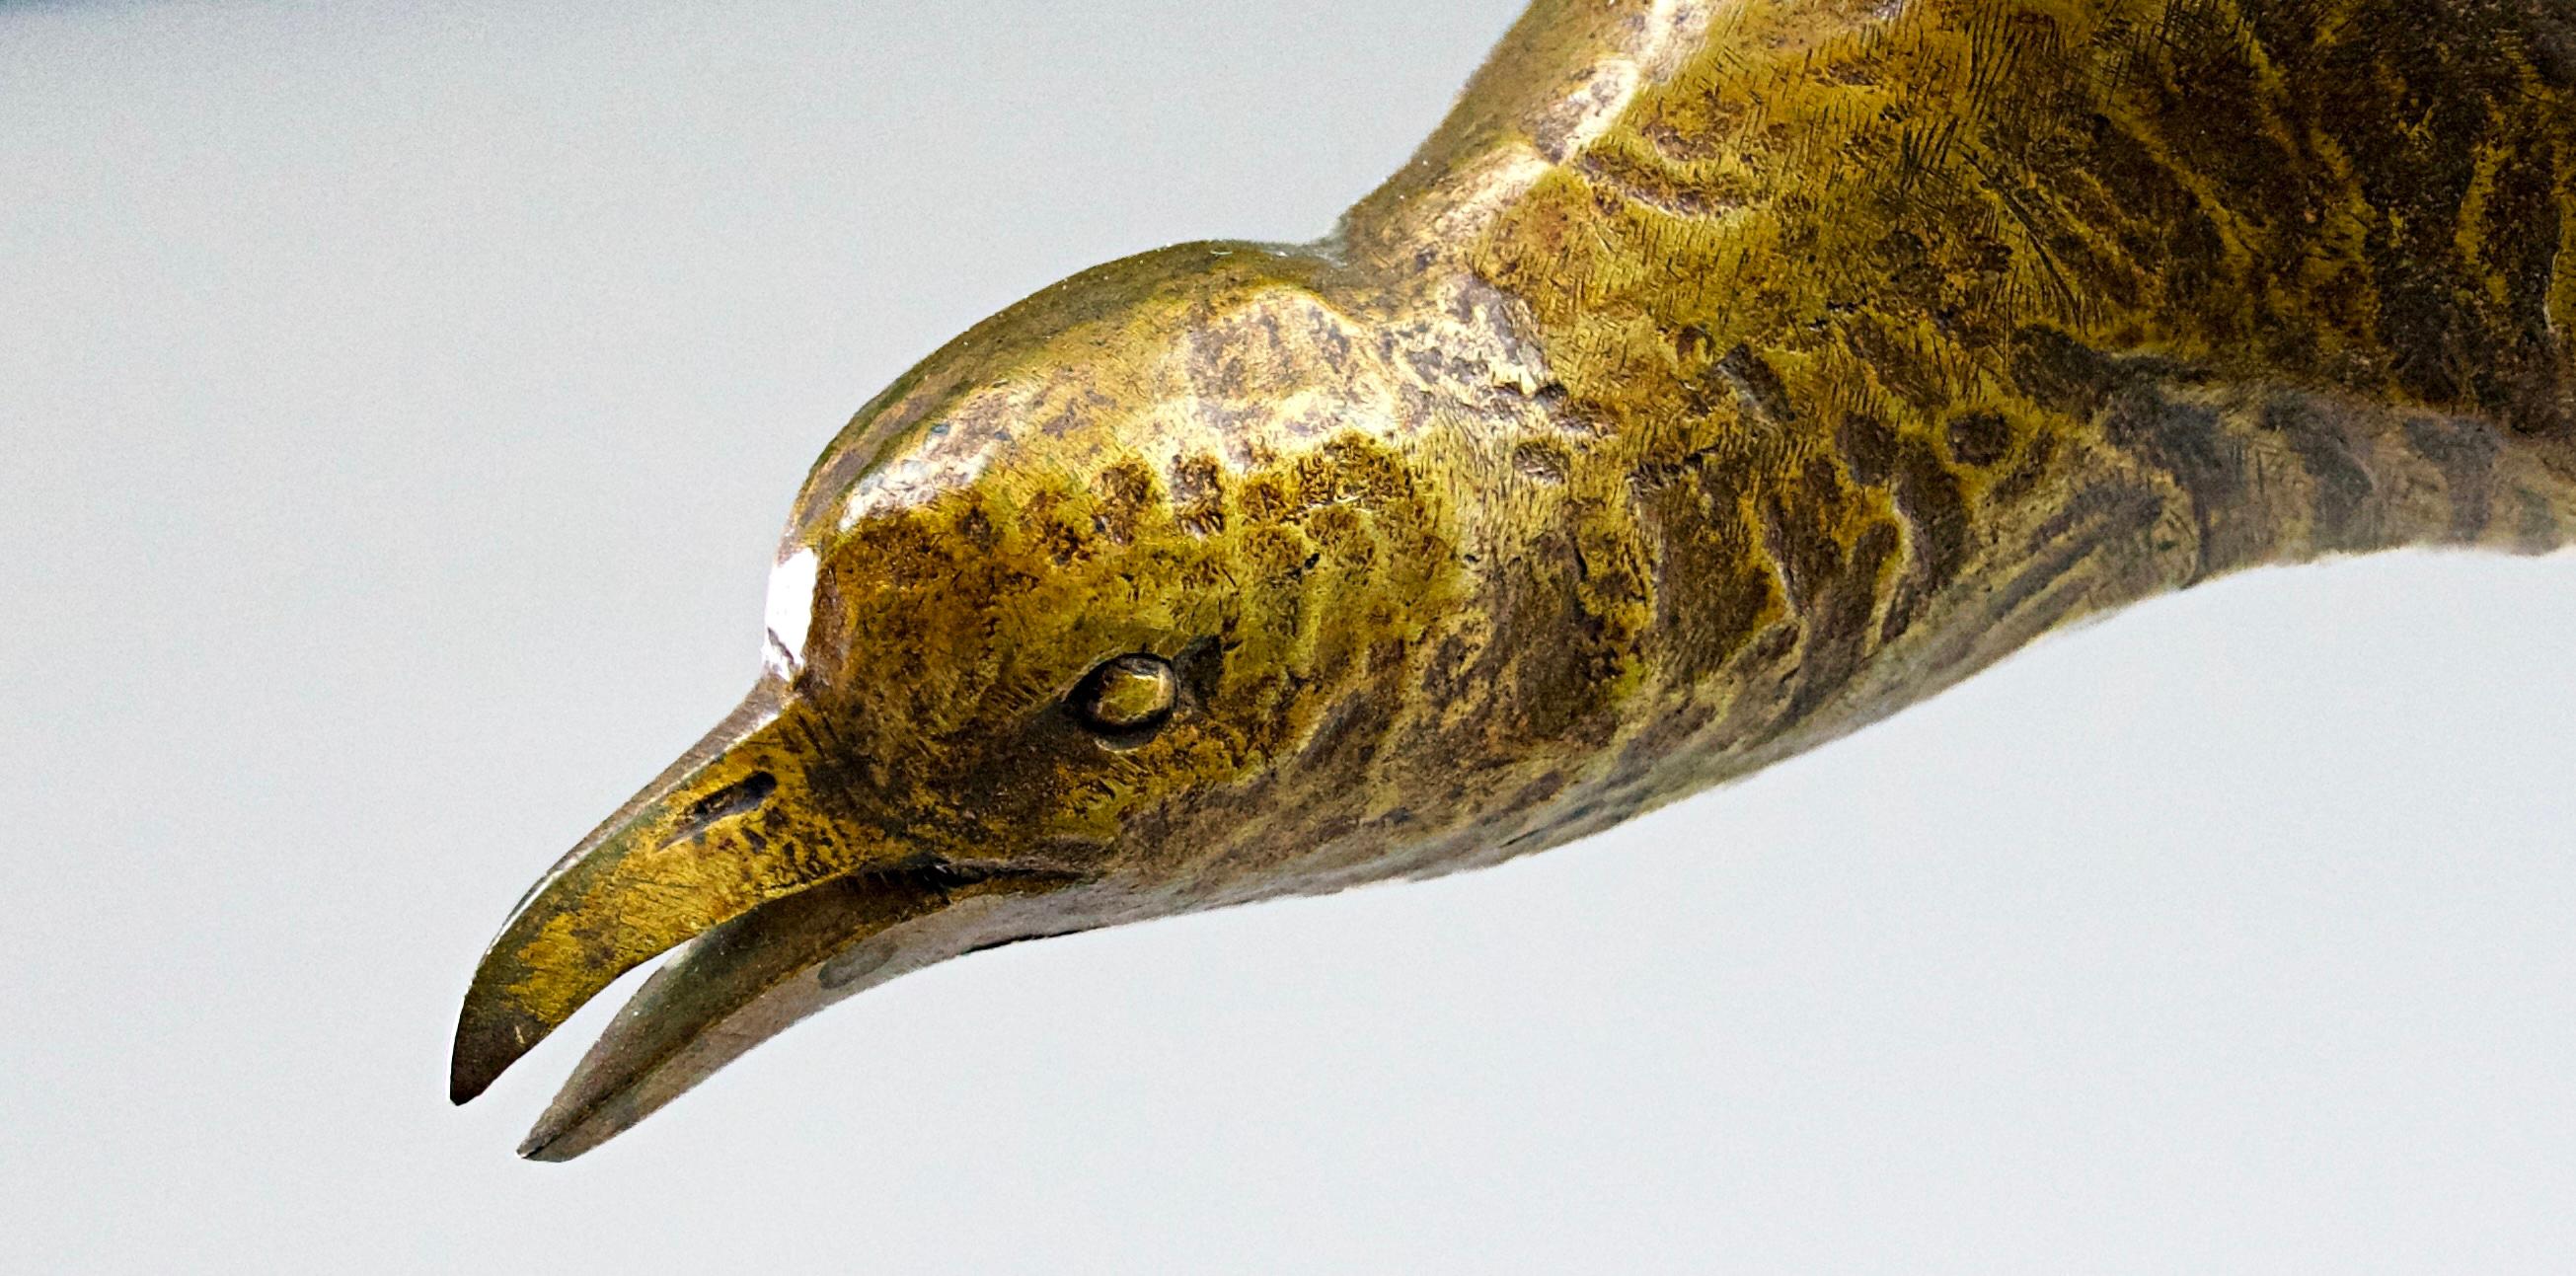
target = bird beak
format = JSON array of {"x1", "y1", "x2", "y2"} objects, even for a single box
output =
[
  {"x1": 449, "y1": 677, "x2": 1097, "y2": 1134},
  {"x1": 513, "y1": 864, "x2": 1101, "y2": 1160},
  {"x1": 448, "y1": 677, "x2": 838, "y2": 1105}
]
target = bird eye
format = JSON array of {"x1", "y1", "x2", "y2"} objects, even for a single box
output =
[{"x1": 1072, "y1": 653, "x2": 1177, "y2": 735}]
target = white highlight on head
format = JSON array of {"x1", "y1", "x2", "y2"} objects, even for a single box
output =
[{"x1": 762, "y1": 547, "x2": 820, "y2": 677}]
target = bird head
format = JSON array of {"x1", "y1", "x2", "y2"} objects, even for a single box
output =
[{"x1": 452, "y1": 241, "x2": 1531, "y2": 1154}]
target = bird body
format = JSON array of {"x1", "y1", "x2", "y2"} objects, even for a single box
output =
[{"x1": 455, "y1": 0, "x2": 2576, "y2": 1158}]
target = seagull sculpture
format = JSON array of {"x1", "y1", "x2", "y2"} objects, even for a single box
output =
[{"x1": 453, "y1": 0, "x2": 2576, "y2": 1159}]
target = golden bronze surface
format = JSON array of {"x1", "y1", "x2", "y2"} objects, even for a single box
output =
[{"x1": 453, "y1": 0, "x2": 2576, "y2": 1159}]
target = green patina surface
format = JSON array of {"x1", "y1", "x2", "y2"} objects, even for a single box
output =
[{"x1": 456, "y1": 0, "x2": 2576, "y2": 1158}]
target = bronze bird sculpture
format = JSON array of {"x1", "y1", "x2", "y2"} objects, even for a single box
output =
[{"x1": 452, "y1": 0, "x2": 2576, "y2": 1159}]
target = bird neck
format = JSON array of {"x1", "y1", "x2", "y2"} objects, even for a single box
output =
[{"x1": 1312, "y1": 0, "x2": 2576, "y2": 874}]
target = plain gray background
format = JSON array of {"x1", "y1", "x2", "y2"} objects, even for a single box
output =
[{"x1": 7, "y1": 2, "x2": 2576, "y2": 1270}]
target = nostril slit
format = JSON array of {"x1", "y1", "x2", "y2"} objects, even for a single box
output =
[{"x1": 675, "y1": 770, "x2": 778, "y2": 839}]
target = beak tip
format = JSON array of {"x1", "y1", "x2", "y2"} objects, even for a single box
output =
[
  {"x1": 516, "y1": 1108, "x2": 604, "y2": 1162},
  {"x1": 448, "y1": 1002, "x2": 535, "y2": 1107}
]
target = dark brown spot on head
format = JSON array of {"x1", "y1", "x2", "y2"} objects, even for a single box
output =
[
  {"x1": 953, "y1": 503, "x2": 1000, "y2": 551},
  {"x1": 1238, "y1": 475, "x2": 1292, "y2": 525},
  {"x1": 2008, "y1": 326, "x2": 2118, "y2": 418},
  {"x1": 1892, "y1": 435, "x2": 1971, "y2": 596},
  {"x1": 1944, "y1": 411, "x2": 2014, "y2": 468},
  {"x1": 1787, "y1": 520, "x2": 1900, "y2": 718},
  {"x1": 1989, "y1": 428, "x2": 2060, "y2": 509},
  {"x1": 1672, "y1": 324, "x2": 1714, "y2": 368},
  {"x1": 1714, "y1": 343, "x2": 1799, "y2": 426},
  {"x1": 1838, "y1": 413, "x2": 1899, "y2": 487},
  {"x1": 1168, "y1": 454, "x2": 1227, "y2": 538},
  {"x1": 1094, "y1": 460, "x2": 1156, "y2": 545}
]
